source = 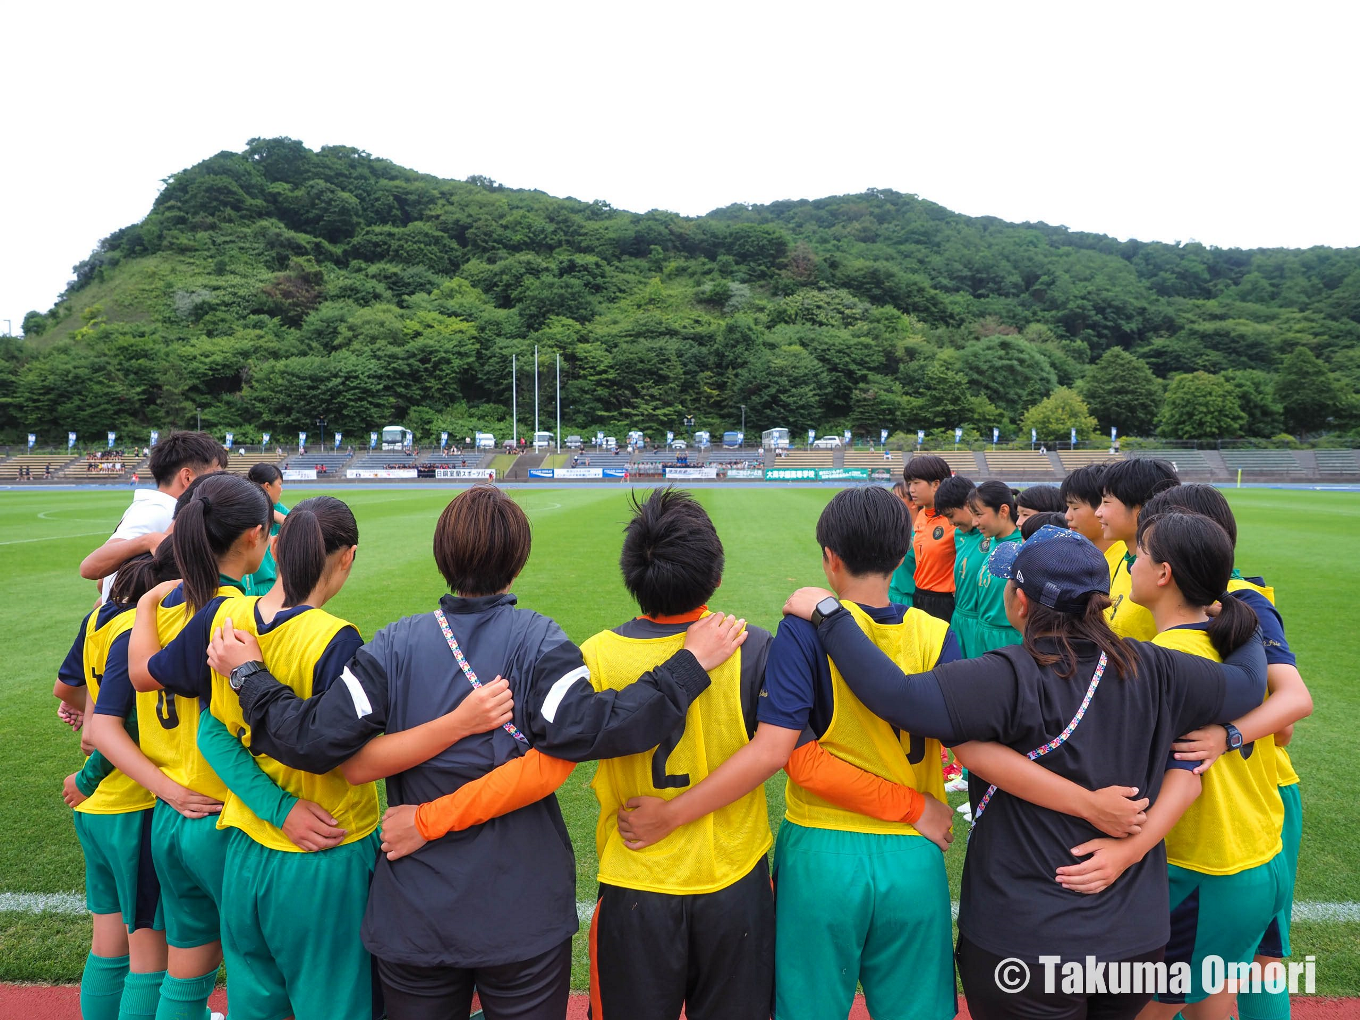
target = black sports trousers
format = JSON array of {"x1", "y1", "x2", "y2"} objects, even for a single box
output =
[
  {"x1": 957, "y1": 934, "x2": 1164, "y2": 1020},
  {"x1": 376, "y1": 938, "x2": 571, "y2": 1020},
  {"x1": 588, "y1": 857, "x2": 774, "y2": 1020},
  {"x1": 912, "y1": 588, "x2": 956, "y2": 624}
]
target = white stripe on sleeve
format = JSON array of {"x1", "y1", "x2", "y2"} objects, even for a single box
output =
[
  {"x1": 340, "y1": 666, "x2": 373, "y2": 719},
  {"x1": 540, "y1": 665, "x2": 591, "y2": 724}
]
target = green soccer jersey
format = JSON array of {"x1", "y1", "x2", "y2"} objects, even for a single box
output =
[{"x1": 948, "y1": 528, "x2": 986, "y2": 656}]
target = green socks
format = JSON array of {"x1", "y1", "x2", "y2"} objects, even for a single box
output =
[
  {"x1": 153, "y1": 970, "x2": 216, "y2": 1020},
  {"x1": 1239, "y1": 984, "x2": 1292, "y2": 1020},
  {"x1": 119, "y1": 969, "x2": 166, "y2": 1020},
  {"x1": 81, "y1": 953, "x2": 129, "y2": 1020}
]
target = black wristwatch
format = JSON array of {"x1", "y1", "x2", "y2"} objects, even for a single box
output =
[
  {"x1": 228, "y1": 660, "x2": 268, "y2": 692},
  {"x1": 1225, "y1": 723, "x2": 1244, "y2": 751},
  {"x1": 810, "y1": 596, "x2": 846, "y2": 629}
]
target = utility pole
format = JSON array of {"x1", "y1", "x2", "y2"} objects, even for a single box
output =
[
  {"x1": 512, "y1": 354, "x2": 517, "y2": 445},
  {"x1": 534, "y1": 345, "x2": 539, "y2": 444},
  {"x1": 556, "y1": 352, "x2": 561, "y2": 453}
]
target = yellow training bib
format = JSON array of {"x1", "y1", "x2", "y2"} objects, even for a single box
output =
[
  {"x1": 136, "y1": 585, "x2": 236, "y2": 802},
  {"x1": 1106, "y1": 552, "x2": 1157, "y2": 641},
  {"x1": 208, "y1": 597, "x2": 379, "y2": 852},
  {"x1": 784, "y1": 602, "x2": 948, "y2": 836},
  {"x1": 1226, "y1": 577, "x2": 1298, "y2": 788},
  {"x1": 1154, "y1": 627, "x2": 1282, "y2": 875},
  {"x1": 77, "y1": 607, "x2": 156, "y2": 815},
  {"x1": 585, "y1": 622, "x2": 770, "y2": 895}
]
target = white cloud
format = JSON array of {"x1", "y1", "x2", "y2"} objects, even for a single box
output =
[{"x1": 2, "y1": 0, "x2": 1356, "y2": 333}]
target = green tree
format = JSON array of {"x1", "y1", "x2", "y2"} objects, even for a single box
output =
[
  {"x1": 958, "y1": 335, "x2": 1059, "y2": 416},
  {"x1": 1275, "y1": 348, "x2": 1343, "y2": 435},
  {"x1": 1157, "y1": 372, "x2": 1246, "y2": 440},
  {"x1": 1079, "y1": 348, "x2": 1162, "y2": 435},
  {"x1": 913, "y1": 352, "x2": 974, "y2": 430},
  {"x1": 1223, "y1": 369, "x2": 1284, "y2": 437},
  {"x1": 1020, "y1": 387, "x2": 1099, "y2": 444}
]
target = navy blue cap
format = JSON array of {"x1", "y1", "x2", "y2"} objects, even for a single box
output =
[{"x1": 987, "y1": 525, "x2": 1110, "y2": 613}]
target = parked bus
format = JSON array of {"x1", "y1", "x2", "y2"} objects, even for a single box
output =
[
  {"x1": 762, "y1": 427, "x2": 790, "y2": 450},
  {"x1": 381, "y1": 425, "x2": 413, "y2": 450},
  {"x1": 532, "y1": 430, "x2": 553, "y2": 450},
  {"x1": 722, "y1": 431, "x2": 744, "y2": 449}
]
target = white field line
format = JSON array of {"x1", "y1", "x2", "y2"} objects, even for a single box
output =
[
  {"x1": 5, "y1": 893, "x2": 1357, "y2": 925},
  {"x1": 0, "y1": 530, "x2": 108, "y2": 546}
]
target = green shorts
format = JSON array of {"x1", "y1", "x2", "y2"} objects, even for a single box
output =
[
  {"x1": 970, "y1": 620, "x2": 1022, "y2": 655},
  {"x1": 73, "y1": 809, "x2": 164, "y2": 933},
  {"x1": 772, "y1": 821, "x2": 955, "y2": 1020},
  {"x1": 220, "y1": 827, "x2": 379, "y2": 1020},
  {"x1": 151, "y1": 801, "x2": 229, "y2": 949},
  {"x1": 948, "y1": 609, "x2": 979, "y2": 658},
  {"x1": 1258, "y1": 782, "x2": 1302, "y2": 959},
  {"x1": 1158, "y1": 852, "x2": 1289, "y2": 1004}
]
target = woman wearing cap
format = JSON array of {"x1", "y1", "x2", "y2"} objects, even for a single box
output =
[{"x1": 783, "y1": 525, "x2": 1268, "y2": 1020}]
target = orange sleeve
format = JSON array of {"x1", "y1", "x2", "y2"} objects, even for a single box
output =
[
  {"x1": 785, "y1": 740, "x2": 924, "y2": 824},
  {"x1": 414, "y1": 749, "x2": 576, "y2": 840}
]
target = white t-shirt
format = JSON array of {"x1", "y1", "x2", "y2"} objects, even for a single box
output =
[{"x1": 99, "y1": 488, "x2": 178, "y2": 602}]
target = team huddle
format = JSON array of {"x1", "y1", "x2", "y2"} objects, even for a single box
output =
[{"x1": 53, "y1": 433, "x2": 1311, "y2": 1020}]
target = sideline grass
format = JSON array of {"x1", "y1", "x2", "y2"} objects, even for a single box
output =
[{"x1": 1, "y1": 486, "x2": 1356, "y2": 991}]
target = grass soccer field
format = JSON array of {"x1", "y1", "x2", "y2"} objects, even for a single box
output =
[{"x1": 1, "y1": 485, "x2": 1357, "y2": 993}]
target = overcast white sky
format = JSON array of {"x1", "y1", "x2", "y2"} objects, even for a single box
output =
[{"x1": 3, "y1": 0, "x2": 1357, "y2": 334}]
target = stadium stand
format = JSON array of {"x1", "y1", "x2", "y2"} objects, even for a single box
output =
[
  {"x1": 0, "y1": 453, "x2": 82, "y2": 480},
  {"x1": 1316, "y1": 449, "x2": 1360, "y2": 475},
  {"x1": 280, "y1": 451, "x2": 353, "y2": 475},
  {"x1": 904, "y1": 450, "x2": 977, "y2": 477},
  {"x1": 1220, "y1": 449, "x2": 1309, "y2": 477},
  {"x1": 1126, "y1": 448, "x2": 1215, "y2": 477},
  {"x1": 984, "y1": 451, "x2": 1057, "y2": 479},
  {"x1": 222, "y1": 450, "x2": 286, "y2": 476},
  {"x1": 775, "y1": 451, "x2": 835, "y2": 468},
  {"x1": 1058, "y1": 450, "x2": 1124, "y2": 469},
  {"x1": 844, "y1": 450, "x2": 901, "y2": 468}
]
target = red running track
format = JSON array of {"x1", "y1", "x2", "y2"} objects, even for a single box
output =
[{"x1": 2, "y1": 987, "x2": 1358, "y2": 1019}]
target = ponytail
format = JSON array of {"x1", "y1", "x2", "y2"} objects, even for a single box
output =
[
  {"x1": 969, "y1": 480, "x2": 1018, "y2": 522},
  {"x1": 275, "y1": 496, "x2": 358, "y2": 607},
  {"x1": 1023, "y1": 592, "x2": 1140, "y2": 681},
  {"x1": 107, "y1": 540, "x2": 184, "y2": 605},
  {"x1": 1138, "y1": 510, "x2": 1257, "y2": 658},
  {"x1": 171, "y1": 473, "x2": 271, "y2": 613},
  {"x1": 107, "y1": 554, "x2": 157, "y2": 606}
]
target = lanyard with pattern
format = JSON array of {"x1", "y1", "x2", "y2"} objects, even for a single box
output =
[
  {"x1": 433, "y1": 608, "x2": 529, "y2": 746},
  {"x1": 971, "y1": 651, "x2": 1108, "y2": 826}
]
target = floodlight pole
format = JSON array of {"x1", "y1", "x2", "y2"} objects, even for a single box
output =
[
  {"x1": 556, "y1": 352, "x2": 561, "y2": 453},
  {"x1": 512, "y1": 355, "x2": 517, "y2": 445}
]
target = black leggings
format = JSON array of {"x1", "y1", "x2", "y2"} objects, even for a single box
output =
[
  {"x1": 376, "y1": 938, "x2": 572, "y2": 1020},
  {"x1": 957, "y1": 935, "x2": 1164, "y2": 1020}
]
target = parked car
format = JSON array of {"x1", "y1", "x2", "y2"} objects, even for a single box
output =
[
  {"x1": 671, "y1": 439, "x2": 688, "y2": 450},
  {"x1": 812, "y1": 436, "x2": 842, "y2": 449}
]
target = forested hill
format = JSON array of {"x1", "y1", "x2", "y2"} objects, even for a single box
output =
[{"x1": 5, "y1": 136, "x2": 1360, "y2": 447}]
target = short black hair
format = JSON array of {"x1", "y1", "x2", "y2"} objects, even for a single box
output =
[
  {"x1": 149, "y1": 431, "x2": 228, "y2": 485},
  {"x1": 934, "y1": 475, "x2": 976, "y2": 515},
  {"x1": 1020, "y1": 511, "x2": 1070, "y2": 540},
  {"x1": 619, "y1": 488, "x2": 724, "y2": 617},
  {"x1": 816, "y1": 486, "x2": 910, "y2": 577},
  {"x1": 1017, "y1": 485, "x2": 1065, "y2": 514},
  {"x1": 247, "y1": 462, "x2": 283, "y2": 486},
  {"x1": 1059, "y1": 463, "x2": 1107, "y2": 510},
  {"x1": 904, "y1": 454, "x2": 952, "y2": 484},
  {"x1": 1101, "y1": 458, "x2": 1179, "y2": 509},
  {"x1": 968, "y1": 480, "x2": 1018, "y2": 521},
  {"x1": 1140, "y1": 484, "x2": 1237, "y2": 548}
]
